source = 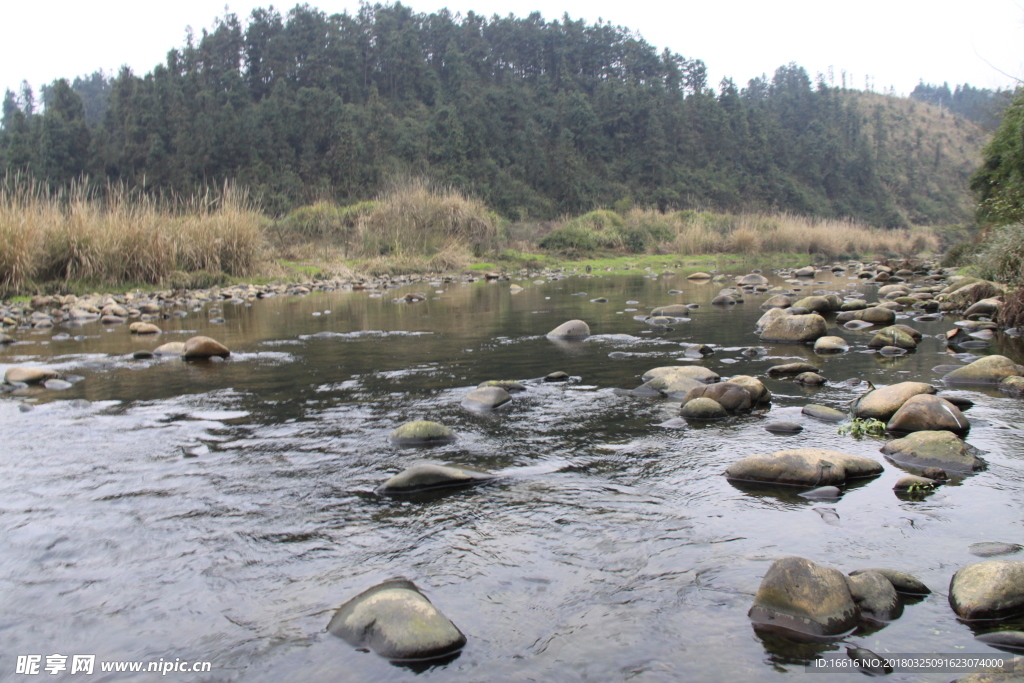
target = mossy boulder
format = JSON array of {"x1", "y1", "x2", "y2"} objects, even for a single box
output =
[
  {"x1": 389, "y1": 420, "x2": 457, "y2": 446},
  {"x1": 943, "y1": 355, "x2": 1024, "y2": 385},
  {"x1": 949, "y1": 561, "x2": 1024, "y2": 621},
  {"x1": 881, "y1": 431, "x2": 985, "y2": 473},
  {"x1": 749, "y1": 556, "x2": 859, "y2": 637}
]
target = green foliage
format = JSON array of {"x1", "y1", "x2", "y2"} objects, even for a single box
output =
[
  {"x1": 0, "y1": 6, "x2": 984, "y2": 227},
  {"x1": 837, "y1": 418, "x2": 887, "y2": 437},
  {"x1": 972, "y1": 87, "x2": 1024, "y2": 226},
  {"x1": 941, "y1": 241, "x2": 978, "y2": 268},
  {"x1": 537, "y1": 225, "x2": 598, "y2": 254},
  {"x1": 973, "y1": 223, "x2": 1024, "y2": 285}
]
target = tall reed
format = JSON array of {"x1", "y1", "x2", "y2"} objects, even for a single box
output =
[{"x1": 0, "y1": 175, "x2": 264, "y2": 293}]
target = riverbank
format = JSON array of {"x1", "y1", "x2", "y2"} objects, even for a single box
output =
[{"x1": 1, "y1": 179, "x2": 945, "y2": 300}]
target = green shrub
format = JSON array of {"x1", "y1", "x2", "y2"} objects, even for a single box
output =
[
  {"x1": 973, "y1": 223, "x2": 1024, "y2": 285},
  {"x1": 538, "y1": 225, "x2": 598, "y2": 253}
]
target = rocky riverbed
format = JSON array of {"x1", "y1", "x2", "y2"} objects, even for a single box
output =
[{"x1": 3, "y1": 260, "x2": 1024, "y2": 681}]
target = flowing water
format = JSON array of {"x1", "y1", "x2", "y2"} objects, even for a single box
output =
[{"x1": 3, "y1": 264, "x2": 1024, "y2": 682}]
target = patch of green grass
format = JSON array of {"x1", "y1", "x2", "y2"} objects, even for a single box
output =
[
  {"x1": 468, "y1": 263, "x2": 496, "y2": 271},
  {"x1": 277, "y1": 259, "x2": 323, "y2": 276},
  {"x1": 9, "y1": 295, "x2": 30, "y2": 303}
]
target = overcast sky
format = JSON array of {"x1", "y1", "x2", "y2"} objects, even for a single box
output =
[{"x1": 4, "y1": 0, "x2": 1021, "y2": 101}]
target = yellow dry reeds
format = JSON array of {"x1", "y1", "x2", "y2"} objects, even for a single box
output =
[
  {"x1": 0, "y1": 176, "x2": 264, "y2": 293},
  {"x1": 357, "y1": 178, "x2": 500, "y2": 258}
]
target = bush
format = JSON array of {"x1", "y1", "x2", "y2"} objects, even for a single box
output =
[{"x1": 973, "y1": 223, "x2": 1024, "y2": 286}]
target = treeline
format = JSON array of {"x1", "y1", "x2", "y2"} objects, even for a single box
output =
[
  {"x1": 0, "y1": 3, "x2": 981, "y2": 226},
  {"x1": 910, "y1": 81, "x2": 1014, "y2": 130}
]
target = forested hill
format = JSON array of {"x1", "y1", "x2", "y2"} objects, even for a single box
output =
[{"x1": 0, "y1": 3, "x2": 987, "y2": 226}]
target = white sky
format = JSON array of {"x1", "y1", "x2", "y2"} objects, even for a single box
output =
[{"x1": 3, "y1": 0, "x2": 1021, "y2": 100}]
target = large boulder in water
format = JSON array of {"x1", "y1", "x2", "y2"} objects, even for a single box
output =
[
  {"x1": 868, "y1": 326, "x2": 918, "y2": 350},
  {"x1": 642, "y1": 366, "x2": 719, "y2": 384},
  {"x1": 851, "y1": 382, "x2": 935, "y2": 421},
  {"x1": 949, "y1": 561, "x2": 1024, "y2": 621},
  {"x1": 129, "y1": 322, "x2": 161, "y2": 335},
  {"x1": 4, "y1": 367, "x2": 58, "y2": 385},
  {"x1": 681, "y1": 383, "x2": 752, "y2": 413},
  {"x1": 836, "y1": 307, "x2": 896, "y2": 325},
  {"x1": 943, "y1": 355, "x2": 1024, "y2": 385},
  {"x1": 680, "y1": 397, "x2": 728, "y2": 420},
  {"x1": 760, "y1": 313, "x2": 827, "y2": 343},
  {"x1": 376, "y1": 463, "x2": 494, "y2": 494},
  {"x1": 755, "y1": 307, "x2": 787, "y2": 332},
  {"x1": 725, "y1": 448, "x2": 882, "y2": 487},
  {"x1": 814, "y1": 336, "x2": 849, "y2": 354},
  {"x1": 846, "y1": 571, "x2": 902, "y2": 622},
  {"x1": 749, "y1": 556, "x2": 859, "y2": 637},
  {"x1": 327, "y1": 579, "x2": 466, "y2": 660},
  {"x1": 153, "y1": 341, "x2": 186, "y2": 356},
  {"x1": 461, "y1": 386, "x2": 511, "y2": 411},
  {"x1": 792, "y1": 296, "x2": 833, "y2": 313},
  {"x1": 183, "y1": 336, "x2": 230, "y2": 359},
  {"x1": 880, "y1": 431, "x2": 985, "y2": 473},
  {"x1": 649, "y1": 304, "x2": 691, "y2": 316},
  {"x1": 761, "y1": 294, "x2": 792, "y2": 309},
  {"x1": 887, "y1": 395, "x2": 969, "y2": 436},
  {"x1": 848, "y1": 568, "x2": 931, "y2": 595},
  {"x1": 727, "y1": 375, "x2": 771, "y2": 404},
  {"x1": 547, "y1": 319, "x2": 590, "y2": 339},
  {"x1": 389, "y1": 420, "x2": 456, "y2": 446},
  {"x1": 738, "y1": 273, "x2": 770, "y2": 286}
]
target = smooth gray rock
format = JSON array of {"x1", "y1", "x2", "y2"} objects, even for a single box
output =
[
  {"x1": 950, "y1": 561, "x2": 1024, "y2": 621},
  {"x1": 726, "y1": 448, "x2": 881, "y2": 487},
  {"x1": 802, "y1": 404, "x2": 846, "y2": 422},
  {"x1": 327, "y1": 579, "x2": 466, "y2": 660},
  {"x1": 970, "y1": 543, "x2": 1024, "y2": 558},
  {"x1": 767, "y1": 362, "x2": 819, "y2": 376},
  {"x1": 461, "y1": 386, "x2": 512, "y2": 411},
  {"x1": 748, "y1": 556, "x2": 859, "y2": 636},
  {"x1": 547, "y1": 319, "x2": 590, "y2": 339},
  {"x1": 4, "y1": 367, "x2": 58, "y2": 385},
  {"x1": 681, "y1": 383, "x2": 752, "y2": 413},
  {"x1": 376, "y1": 463, "x2": 494, "y2": 494},
  {"x1": 944, "y1": 355, "x2": 1024, "y2": 385},
  {"x1": 849, "y1": 568, "x2": 931, "y2": 595},
  {"x1": 794, "y1": 372, "x2": 827, "y2": 385},
  {"x1": 814, "y1": 336, "x2": 849, "y2": 354},
  {"x1": 766, "y1": 421, "x2": 803, "y2": 434},
  {"x1": 847, "y1": 571, "x2": 902, "y2": 621}
]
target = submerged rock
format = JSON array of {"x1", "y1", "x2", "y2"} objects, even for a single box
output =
[
  {"x1": 974, "y1": 631, "x2": 1024, "y2": 654},
  {"x1": 478, "y1": 380, "x2": 526, "y2": 392},
  {"x1": 129, "y1": 322, "x2": 161, "y2": 335},
  {"x1": 801, "y1": 404, "x2": 846, "y2": 422},
  {"x1": 327, "y1": 579, "x2": 466, "y2": 660},
  {"x1": 970, "y1": 542, "x2": 1024, "y2": 558},
  {"x1": 766, "y1": 421, "x2": 803, "y2": 434},
  {"x1": 461, "y1": 386, "x2": 512, "y2": 411},
  {"x1": 794, "y1": 372, "x2": 827, "y2": 385},
  {"x1": 880, "y1": 430, "x2": 985, "y2": 473},
  {"x1": 749, "y1": 556, "x2": 859, "y2": 637},
  {"x1": 949, "y1": 561, "x2": 1024, "y2": 621},
  {"x1": 642, "y1": 366, "x2": 719, "y2": 384},
  {"x1": 546, "y1": 319, "x2": 590, "y2": 339},
  {"x1": 544, "y1": 371, "x2": 570, "y2": 382},
  {"x1": 389, "y1": 421, "x2": 457, "y2": 446}
]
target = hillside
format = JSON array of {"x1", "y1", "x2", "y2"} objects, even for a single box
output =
[
  {"x1": 0, "y1": 3, "x2": 990, "y2": 227},
  {"x1": 846, "y1": 91, "x2": 987, "y2": 226}
]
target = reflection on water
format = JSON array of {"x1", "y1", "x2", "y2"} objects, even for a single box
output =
[{"x1": 3, "y1": 265, "x2": 1024, "y2": 681}]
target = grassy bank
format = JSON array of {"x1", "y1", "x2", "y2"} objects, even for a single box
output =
[{"x1": 1, "y1": 176, "x2": 943, "y2": 296}]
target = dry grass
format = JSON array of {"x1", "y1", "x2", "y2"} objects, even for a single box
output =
[
  {"x1": 0, "y1": 176, "x2": 264, "y2": 293},
  {"x1": 356, "y1": 178, "x2": 500, "y2": 258}
]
